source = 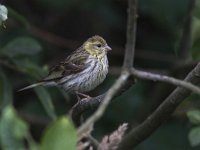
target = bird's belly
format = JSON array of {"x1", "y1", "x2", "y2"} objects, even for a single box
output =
[
  {"x1": 61, "y1": 60, "x2": 108, "y2": 93},
  {"x1": 77, "y1": 72, "x2": 106, "y2": 92}
]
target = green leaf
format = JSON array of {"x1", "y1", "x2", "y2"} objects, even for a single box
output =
[
  {"x1": 34, "y1": 87, "x2": 57, "y2": 120},
  {"x1": 0, "y1": 69, "x2": 13, "y2": 109},
  {"x1": 187, "y1": 109, "x2": 200, "y2": 125},
  {"x1": 0, "y1": 4, "x2": 8, "y2": 26},
  {"x1": 40, "y1": 117, "x2": 77, "y2": 150},
  {"x1": 1, "y1": 37, "x2": 42, "y2": 57},
  {"x1": 0, "y1": 105, "x2": 29, "y2": 150},
  {"x1": 189, "y1": 126, "x2": 200, "y2": 147}
]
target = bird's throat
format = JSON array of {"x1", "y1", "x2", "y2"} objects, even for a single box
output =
[{"x1": 84, "y1": 45, "x2": 105, "y2": 60}]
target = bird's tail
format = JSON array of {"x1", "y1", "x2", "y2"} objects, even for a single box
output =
[{"x1": 18, "y1": 82, "x2": 44, "y2": 92}]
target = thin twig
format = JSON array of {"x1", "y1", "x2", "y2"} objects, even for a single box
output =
[
  {"x1": 109, "y1": 66, "x2": 169, "y2": 76},
  {"x1": 117, "y1": 63, "x2": 200, "y2": 150},
  {"x1": 178, "y1": 0, "x2": 195, "y2": 61},
  {"x1": 131, "y1": 68, "x2": 200, "y2": 95},
  {"x1": 87, "y1": 135, "x2": 100, "y2": 149},
  {"x1": 123, "y1": 0, "x2": 137, "y2": 69}
]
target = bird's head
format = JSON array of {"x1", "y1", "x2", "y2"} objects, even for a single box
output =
[{"x1": 83, "y1": 35, "x2": 112, "y2": 58}]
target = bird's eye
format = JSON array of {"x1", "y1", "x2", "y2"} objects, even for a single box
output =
[{"x1": 96, "y1": 44, "x2": 101, "y2": 48}]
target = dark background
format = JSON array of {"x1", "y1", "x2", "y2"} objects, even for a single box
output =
[{"x1": 1, "y1": 0, "x2": 200, "y2": 149}]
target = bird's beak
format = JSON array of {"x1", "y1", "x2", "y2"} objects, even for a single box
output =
[{"x1": 105, "y1": 45, "x2": 112, "y2": 51}]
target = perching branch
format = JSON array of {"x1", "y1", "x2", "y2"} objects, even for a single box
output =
[
  {"x1": 77, "y1": 71, "x2": 129, "y2": 135},
  {"x1": 71, "y1": 94, "x2": 105, "y2": 126},
  {"x1": 71, "y1": 76, "x2": 135, "y2": 126},
  {"x1": 117, "y1": 63, "x2": 200, "y2": 150}
]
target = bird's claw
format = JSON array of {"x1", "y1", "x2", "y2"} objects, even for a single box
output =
[{"x1": 75, "y1": 91, "x2": 91, "y2": 102}]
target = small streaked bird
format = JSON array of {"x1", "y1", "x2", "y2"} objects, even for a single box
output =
[{"x1": 19, "y1": 35, "x2": 111, "y2": 97}]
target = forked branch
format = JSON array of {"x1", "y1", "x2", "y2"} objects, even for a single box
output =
[{"x1": 117, "y1": 63, "x2": 200, "y2": 150}]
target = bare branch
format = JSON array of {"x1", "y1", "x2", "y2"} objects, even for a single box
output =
[
  {"x1": 71, "y1": 94, "x2": 105, "y2": 126},
  {"x1": 123, "y1": 0, "x2": 138, "y2": 68},
  {"x1": 71, "y1": 76, "x2": 135, "y2": 126},
  {"x1": 178, "y1": 0, "x2": 195, "y2": 60},
  {"x1": 117, "y1": 63, "x2": 200, "y2": 150},
  {"x1": 131, "y1": 68, "x2": 200, "y2": 95}
]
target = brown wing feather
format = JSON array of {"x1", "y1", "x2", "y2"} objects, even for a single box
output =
[{"x1": 43, "y1": 48, "x2": 89, "y2": 81}]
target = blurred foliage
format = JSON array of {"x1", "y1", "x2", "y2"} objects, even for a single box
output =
[
  {"x1": 0, "y1": 105, "x2": 34, "y2": 150},
  {"x1": 34, "y1": 87, "x2": 56, "y2": 120},
  {"x1": 0, "y1": 0, "x2": 200, "y2": 150},
  {"x1": 187, "y1": 109, "x2": 200, "y2": 147},
  {"x1": 187, "y1": 109, "x2": 200, "y2": 125},
  {"x1": 40, "y1": 117, "x2": 77, "y2": 150},
  {"x1": 0, "y1": 69, "x2": 13, "y2": 108},
  {"x1": 1, "y1": 37, "x2": 41, "y2": 58}
]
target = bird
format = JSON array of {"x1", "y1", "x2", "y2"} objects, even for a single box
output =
[{"x1": 18, "y1": 35, "x2": 111, "y2": 97}]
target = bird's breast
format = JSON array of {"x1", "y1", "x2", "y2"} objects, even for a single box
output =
[
  {"x1": 81, "y1": 55, "x2": 108, "y2": 92},
  {"x1": 60, "y1": 55, "x2": 108, "y2": 93}
]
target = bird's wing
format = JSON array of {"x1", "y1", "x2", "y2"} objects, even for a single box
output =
[{"x1": 43, "y1": 53, "x2": 88, "y2": 81}]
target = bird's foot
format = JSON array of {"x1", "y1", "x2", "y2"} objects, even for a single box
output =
[{"x1": 75, "y1": 91, "x2": 91, "y2": 102}]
